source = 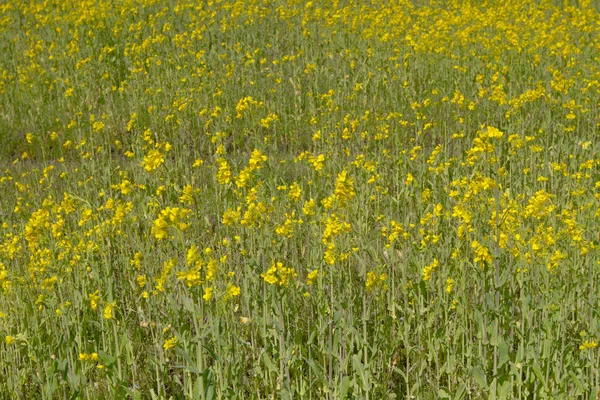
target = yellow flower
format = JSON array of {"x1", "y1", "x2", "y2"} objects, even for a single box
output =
[
  {"x1": 334, "y1": 170, "x2": 356, "y2": 206},
  {"x1": 205, "y1": 258, "x2": 218, "y2": 281},
  {"x1": 366, "y1": 271, "x2": 377, "y2": 290},
  {"x1": 118, "y1": 180, "x2": 132, "y2": 195},
  {"x1": 103, "y1": 302, "x2": 116, "y2": 319},
  {"x1": 176, "y1": 268, "x2": 202, "y2": 288},
  {"x1": 309, "y1": 153, "x2": 325, "y2": 172},
  {"x1": 262, "y1": 262, "x2": 297, "y2": 287},
  {"x1": 547, "y1": 250, "x2": 567, "y2": 274},
  {"x1": 136, "y1": 274, "x2": 147, "y2": 288},
  {"x1": 302, "y1": 199, "x2": 316, "y2": 216},
  {"x1": 141, "y1": 149, "x2": 164, "y2": 172},
  {"x1": 155, "y1": 259, "x2": 176, "y2": 293},
  {"x1": 235, "y1": 168, "x2": 252, "y2": 188},
  {"x1": 152, "y1": 216, "x2": 169, "y2": 240},
  {"x1": 288, "y1": 182, "x2": 302, "y2": 202},
  {"x1": 484, "y1": 126, "x2": 503, "y2": 139},
  {"x1": 179, "y1": 184, "x2": 197, "y2": 205},
  {"x1": 152, "y1": 207, "x2": 192, "y2": 239},
  {"x1": 580, "y1": 340, "x2": 598, "y2": 351},
  {"x1": 261, "y1": 265, "x2": 279, "y2": 285},
  {"x1": 186, "y1": 245, "x2": 199, "y2": 266},
  {"x1": 322, "y1": 213, "x2": 351, "y2": 244},
  {"x1": 422, "y1": 259, "x2": 439, "y2": 281},
  {"x1": 248, "y1": 149, "x2": 267, "y2": 170},
  {"x1": 224, "y1": 283, "x2": 241, "y2": 300},
  {"x1": 92, "y1": 121, "x2": 105, "y2": 133},
  {"x1": 445, "y1": 278, "x2": 455, "y2": 294},
  {"x1": 24, "y1": 208, "x2": 51, "y2": 245},
  {"x1": 203, "y1": 287, "x2": 213, "y2": 302},
  {"x1": 79, "y1": 352, "x2": 99, "y2": 361},
  {"x1": 88, "y1": 291, "x2": 100, "y2": 311},
  {"x1": 163, "y1": 336, "x2": 179, "y2": 351},
  {"x1": 472, "y1": 241, "x2": 491, "y2": 265},
  {"x1": 130, "y1": 252, "x2": 143, "y2": 269},
  {"x1": 216, "y1": 158, "x2": 231, "y2": 184},
  {"x1": 451, "y1": 299, "x2": 459, "y2": 310},
  {"x1": 306, "y1": 269, "x2": 319, "y2": 285},
  {"x1": 222, "y1": 208, "x2": 241, "y2": 225},
  {"x1": 524, "y1": 190, "x2": 555, "y2": 219},
  {"x1": 366, "y1": 271, "x2": 387, "y2": 292}
]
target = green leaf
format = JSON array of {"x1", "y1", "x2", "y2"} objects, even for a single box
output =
[
  {"x1": 307, "y1": 358, "x2": 325, "y2": 383},
  {"x1": 542, "y1": 339, "x2": 552, "y2": 359},
  {"x1": 447, "y1": 353, "x2": 456, "y2": 374},
  {"x1": 393, "y1": 366, "x2": 406, "y2": 380},
  {"x1": 261, "y1": 352, "x2": 277, "y2": 374},
  {"x1": 175, "y1": 348, "x2": 198, "y2": 371},
  {"x1": 453, "y1": 383, "x2": 467, "y2": 400},
  {"x1": 97, "y1": 351, "x2": 116, "y2": 367},
  {"x1": 352, "y1": 355, "x2": 366, "y2": 387},
  {"x1": 173, "y1": 364, "x2": 202, "y2": 374},
  {"x1": 193, "y1": 377, "x2": 202, "y2": 399},
  {"x1": 490, "y1": 320, "x2": 499, "y2": 346},
  {"x1": 340, "y1": 376, "x2": 351, "y2": 399},
  {"x1": 471, "y1": 365, "x2": 488, "y2": 389},
  {"x1": 531, "y1": 362, "x2": 547, "y2": 390},
  {"x1": 497, "y1": 376, "x2": 512, "y2": 400},
  {"x1": 203, "y1": 344, "x2": 220, "y2": 362},
  {"x1": 498, "y1": 342, "x2": 509, "y2": 369},
  {"x1": 182, "y1": 295, "x2": 195, "y2": 312},
  {"x1": 488, "y1": 378, "x2": 497, "y2": 400},
  {"x1": 206, "y1": 384, "x2": 215, "y2": 400},
  {"x1": 568, "y1": 371, "x2": 583, "y2": 393}
]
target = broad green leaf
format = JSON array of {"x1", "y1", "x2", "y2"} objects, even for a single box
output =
[
  {"x1": 531, "y1": 362, "x2": 547, "y2": 390},
  {"x1": 261, "y1": 352, "x2": 278, "y2": 374},
  {"x1": 498, "y1": 342, "x2": 509, "y2": 369},
  {"x1": 340, "y1": 376, "x2": 351, "y2": 399},
  {"x1": 498, "y1": 376, "x2": 512, "y2": 400},
  {"x1": 471, "y1": 365, "x2": 488, "y2": 389},
  {"x1": 453, "y1": 383, "x2": 467, "y2": 400},
  {"x1": 488, "y1": 378, "x2": 497, "y2": 400}
]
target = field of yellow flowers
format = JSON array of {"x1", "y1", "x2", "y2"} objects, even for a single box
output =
[{"x1": 0, "y1": 0, "x2": 599, "y2": 398}]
